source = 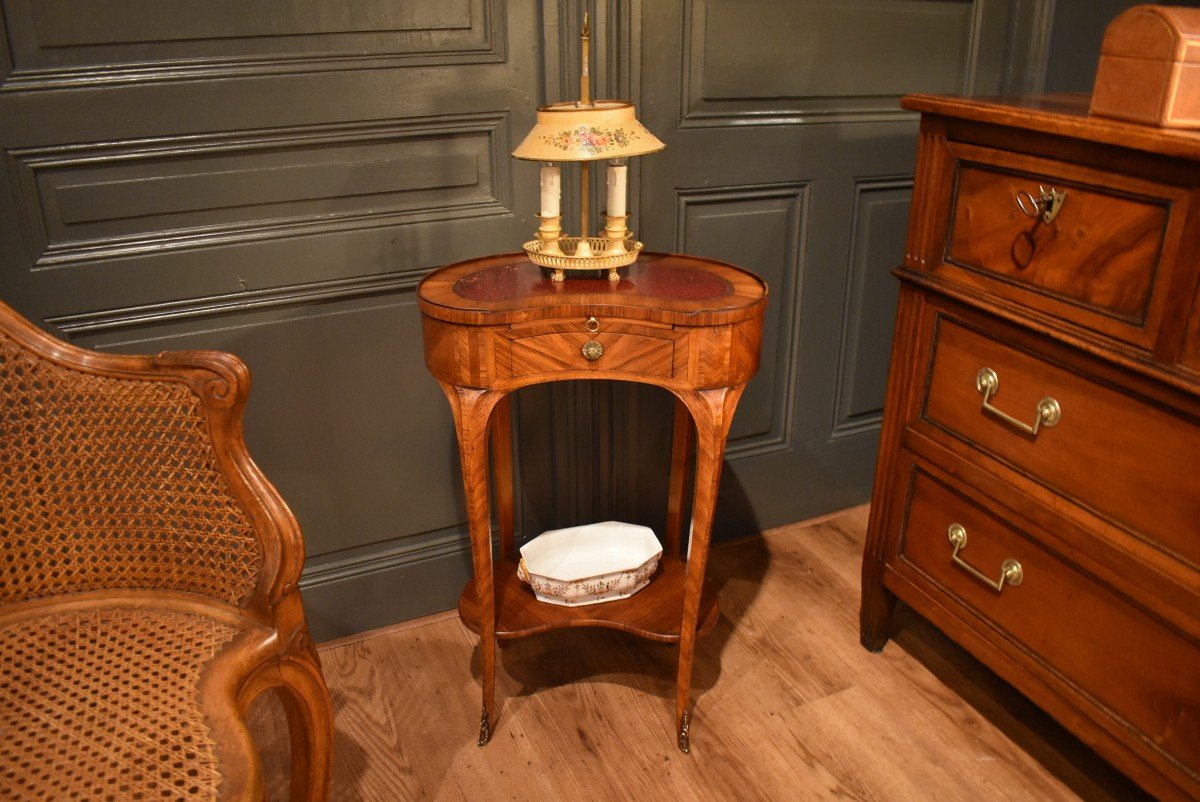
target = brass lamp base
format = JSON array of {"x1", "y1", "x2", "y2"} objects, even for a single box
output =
[{"x1": 523, "y1": 237, "x2": 642, "y2": 283}]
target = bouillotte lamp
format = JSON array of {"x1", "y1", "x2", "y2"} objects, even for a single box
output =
[{"x1": 512, "y1": 15, "x2": 664, "y2": 282}]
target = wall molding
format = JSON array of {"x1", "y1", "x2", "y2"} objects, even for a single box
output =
[
  {"x1": 298, "y1": 525, "x2": 490, "y2": 641},
  {"x1": 676, "y1": 0, "x2": 991, "y2": 129},
  {"x1": 301, "y1": 529, "x2": 470, "y2": 589},
  {"x1": 47, "y1": 270, "x2": 428, "y2": 336},
  {"x1": 11, "y1": 112, "x2": 512, "y2": 268},
  {"x1": 0, "y1": 0, "x2": 506, "y2": 92},
  {"x1": 831, "y1": 175, "x2": 913, "y2": 439},
  {"x1": 675, "y1": 181, "x2": 808, "y2": 460}
]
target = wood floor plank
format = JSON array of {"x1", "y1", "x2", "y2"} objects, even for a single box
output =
[{"x1": 249, "y1": 505, "x2": 1151, "y2": 800}]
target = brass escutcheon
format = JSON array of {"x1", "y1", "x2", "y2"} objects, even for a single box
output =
[{"x1": 582, "y1": 316, "x2": 603, "y2": 361}]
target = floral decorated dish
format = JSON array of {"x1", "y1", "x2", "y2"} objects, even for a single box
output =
[{"x1": 516, "y1": 521, "x2": 662, "y2": 606}]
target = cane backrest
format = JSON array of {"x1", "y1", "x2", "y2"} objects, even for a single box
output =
[{"x1": 0, "y1": 322, "x2": 263, "y2": 607}]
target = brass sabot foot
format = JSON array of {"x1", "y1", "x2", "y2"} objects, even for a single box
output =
[
  {"x1": 678, "y1": 711, "x2": 690, "y2": 754},
  {"x1": 477, "y1": 705, "x2": 491, "y2": 747}
]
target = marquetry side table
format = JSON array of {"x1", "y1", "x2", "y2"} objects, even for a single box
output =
[{"x1": 418, "y1": 252, "x2": 766, "y2": 752}]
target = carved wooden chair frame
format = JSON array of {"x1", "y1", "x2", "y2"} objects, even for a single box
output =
[{"x1": 0, "y1": 298, "x2": 333, "y2": 800}]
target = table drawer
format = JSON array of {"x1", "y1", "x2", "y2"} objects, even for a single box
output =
[
  {"x1": 937, "y1": 142, "x2": 1182, "y2": 347},
  {"x1": 920, "y1": 314, "x2": 1200, "y2": 568},
  {"x1": 495, "y1": 319, "x2": 687, "y2": 382},
  {"x1": 897, "y1": 466, "x2": 1200, "y2": 773}
]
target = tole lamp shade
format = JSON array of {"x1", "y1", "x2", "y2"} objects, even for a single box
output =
[{"x1": 513, "y1": 100, "x2": 665, "y2": 162}]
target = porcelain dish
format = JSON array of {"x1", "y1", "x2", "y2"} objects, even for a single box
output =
[{"x1": 516, "y1": 521, "x2": 663, "y2": 606}]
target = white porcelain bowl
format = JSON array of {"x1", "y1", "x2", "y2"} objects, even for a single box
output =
[{"x1": 516, "y1": 521, "x2": 663, "y2": 606}]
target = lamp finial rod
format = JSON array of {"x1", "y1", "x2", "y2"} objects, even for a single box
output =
[{"x1": 580, "y1": 12, "x2": 590, "y2": 105}]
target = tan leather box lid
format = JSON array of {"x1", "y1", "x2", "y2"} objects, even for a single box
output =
[
  {"x1": 1099, "y1": 5, "x2": 1200, "y2": 63},
  {"x1": 1091, "y1": 5, "x2": 1200, "y2": 127}
]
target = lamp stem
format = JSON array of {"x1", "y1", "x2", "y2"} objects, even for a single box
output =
[{"x1": 581, "y1": 161, "x2": 589, "y2": 240}]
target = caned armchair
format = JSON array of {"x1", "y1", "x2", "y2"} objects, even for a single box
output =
[{"x1": 0, "y1": 298, "x2": 333, "y2": 801}]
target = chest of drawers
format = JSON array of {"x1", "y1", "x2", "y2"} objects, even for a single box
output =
[{"x1": 860, "y1": 94, "x2": 1200, "y2": 801}]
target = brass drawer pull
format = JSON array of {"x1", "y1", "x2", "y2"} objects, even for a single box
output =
[
  {"x1": 975, "y1": 367, "x2": 1061, "y2": 436},
  {"x1": 947, "y1": 523, "x2": 1024, "y2": 592}
]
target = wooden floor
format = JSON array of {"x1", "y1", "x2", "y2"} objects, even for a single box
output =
[{"x1": 251, "y1": 505, "x2": 1150, "y2": 800}]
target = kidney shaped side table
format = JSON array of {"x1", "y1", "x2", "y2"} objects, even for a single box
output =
[{"x1": 417, "y1": 252, "x2": 766, "y2": 752}]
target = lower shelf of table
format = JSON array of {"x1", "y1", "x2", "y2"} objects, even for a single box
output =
[{"x1": 458, "y1": 557, "x2": 720, "y2": 643}]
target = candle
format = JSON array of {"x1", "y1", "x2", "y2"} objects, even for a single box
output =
[
  {"x1": 607, "y1": 161, "x2": 627, "y2": 218},
  {"x1": 540, "y1": 164, "x2": 561, "y2": 218}
]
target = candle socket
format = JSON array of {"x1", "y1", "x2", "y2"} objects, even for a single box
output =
[
  {"x1": 536, "y1": 213, "x2": 563, "y2": 256},
  {"x1": 603, "y1": 213, "x2": 630, "y2": 255}
]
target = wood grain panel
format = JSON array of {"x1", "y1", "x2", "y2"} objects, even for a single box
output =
[
  {"x1": 11, "y1": 115, "x2": 506, "y2": 266},
  {"x1": 1, "y1": 0, "x2": 500, "y2": 89},
  {"x1": 677, "y1": 184, "x2": 806, "y2": 455},
  {"x1": 946, "y1": 146, "x2": 1170, "y2": 324},
  {"x1": 921, "y1": 314, "x2": 1200, "y2": 569},
  {"x1": 833, "y1": 179, "x2": 910, "y2": 435},
  {"x1": 506, "y1": 330, "x2": 678, "y2": 381},
  {"x1": 898, "y1": 466, "x2": 1200, "y2": 776},
  {"x1": 682, "y1": 0, "x2": 975, "y2": 125}
]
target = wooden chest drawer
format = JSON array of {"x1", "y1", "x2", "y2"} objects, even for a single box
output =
[
  {"x1": 867, "y1": 94, "x2": 1200, "y2": 801},
  {"x1": 494, "y1": 319, "x2": 688, "y2": 382},
  {"x1": 897, "y1": 465, "x2": 1200, "y2": 775},
  {"x1": 919, "y1": 313, "x2": 1200, "y2": 568},
  {"x1": 932, "y1": 141, "x2": 1189, "y2": 349}
]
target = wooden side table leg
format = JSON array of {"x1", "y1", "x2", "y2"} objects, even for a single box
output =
[
  {"x1": 489, "y1": 394, "x2": 516, "y2": 561},
  {"x1": 439, "y1": 382, "x2": 507, "y2": 746},
  {"x1": 664, "y1": 395, "x2": 693, "y2": 560},
  {"x1": 672, "y1": 384, "x2": 745, "y2": 753}
]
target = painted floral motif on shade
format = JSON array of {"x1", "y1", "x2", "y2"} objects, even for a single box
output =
[{"x1": 540, "y1": 125, "x2": 639, "y2": 156}]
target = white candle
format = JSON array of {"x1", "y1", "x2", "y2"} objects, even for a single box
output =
[
  {"x1": 607, "y1": 162, "x2": 628, "y2": 218},
  {"x1": 540, "y1": 164, "x2": 561, "y2": 218}
]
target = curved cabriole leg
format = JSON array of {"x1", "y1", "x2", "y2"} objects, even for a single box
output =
[
  {"x1": 664, "y1": 395, "x2": 693, "y2": 560},
  {"x1": 439, "y1": 382, "x2": 507, "y2": 746},
  {"x1": 489, "y1": 394, "x2": 516, "y2": 561},
  {"x1": 235, "y1": 631, "x2": 333, "y2": 802},
  {"x1": 672, "y1": 385, "x2": 745, "y2": 754},
  {"x1": 275, "y1": 657, "x2": 335, "y2": 801}
]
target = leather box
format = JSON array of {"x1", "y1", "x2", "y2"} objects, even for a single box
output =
[{"x1": 1090, "y1": 4, "x2": 1200, "y2": 127}]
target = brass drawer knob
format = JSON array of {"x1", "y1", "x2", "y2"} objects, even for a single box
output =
[
  {"x1": 976, "y1": 367, "x2": 1061, "y2": 437},
  {"x1": 947, "y1": 523, "x2": 1024, "y2": 592}
]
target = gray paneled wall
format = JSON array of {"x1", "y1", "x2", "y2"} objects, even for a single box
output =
[
  {"x1": 0, "y1": 1, "x2": 1063, "y2": 639},
  {"x1": 0, "y1": 0, "x2": 541, "y2": 639},
  {"x1": 637, "y1": 0, "x2": 1044, "y2": 534}
]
